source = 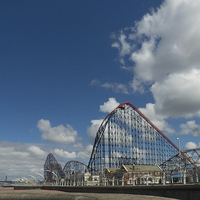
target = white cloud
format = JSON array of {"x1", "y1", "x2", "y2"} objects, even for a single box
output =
[
  {"x1": 180, "y1": 120, "x2": 200, "y2": 136},
  {"x1": 87, "y1": 98, "x2": 120, "y2": 141},
  {"x1": 184, "y1": 142, "x2": 197, "y2": 150},
  {"x1": 99, "y1": 97, "x2": 120, "y2": 113},
  {"x1": 139, "y1": 103, "x2": 175, "y2": 134},
  {"x1": 112, "y1": 33, "x2": 132, "y2": 64},
  {"x1": 0, "y1": 142, "x2": 45, "y2": 181},
  {"x1": 54, "y1": 144, "x2": 93, "y2": 159},
  {"x1": 87, "y1": 119, "x2": 103, "y2": 138},
  {"x1": 0, "y1": 146, "x2": 30, "y2": 158},
  {"x1": 129, "y1": 78, "x2": 145, "y2": 94},
  {"x1": 27, "y1": 145, "x2": 47, "y2": 158},
  {"x1": 101, "y1": 82, "x2": 129, "y2": 94},
  {"x1": 111, "y1": 0, "x2": 200, "y2": 119},
  {"x1": 111, "y1": 33, "x2": 132, "y2": 65},
  {"x1": 127, "y1": 0, "x2": 200, "y2": 83},
  {"x1": 53, "y1": 149, "x2": 77, "y2": 159},
  {"x1": 77, "y1": 144, "x2": 93, "y2": 159},
  {"x1": 152, "y1": 69, "x2": 200, "y2": 118},
  {"x1": 111, "y1": 41, "x2": 120, "y2": 49},
  {"x1": 90, "y1": 78, "x2": 100, "y2": 86},
  {"x1": 37, "y1": 119, "x2": 78, "y2": 144},
  {"x1": 72, "y1": 142, "x2": 84, "y2": 149},
  {"x1": 37, "y1": 119, "x2": 51, "y2": 132}
]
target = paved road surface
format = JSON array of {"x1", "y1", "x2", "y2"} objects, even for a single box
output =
[{"x1": 0, "y1": 187, "x2": 179, "y2": 200}]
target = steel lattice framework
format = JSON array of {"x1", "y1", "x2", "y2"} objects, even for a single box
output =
[
  {"x1": 88, "y1": 102, "x2": 182, "y2": 173},
  {"x1": 63, "y1": 161, "x2": 88, "y2": 179},
  {"x1": 160, "y1": 148, "x2": 200, "y2": 173},
  {"x1": 44, "y1": 153, "x2": 65, "y2": 182},
  {"x1": 44, "y1": 154, "x2": 89, "y2": 182},
  {"x1": 44, "y1": 102, "x2": 199, "y2": 181},
  {"x1": 184, "y1": 148, "x2": 200, "y2": 166}
]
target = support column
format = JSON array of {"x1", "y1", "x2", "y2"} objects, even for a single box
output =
[
  {"x1": 196, "y1": 170, "x2": 199, "y2": 183},
  {"x1": 122, "y1": 175, "x2": 124, "y2": 186},
  {"x1": 73, "y1": 175, "x2": 76, "y2": 186},
  {"x1": 132, "y1": 175, "x2": 135, "y2": 186},
  {"x1": 163, "y1": 171, "x2": 166, "y2": 185},
  {"x1": 180, "y1": 172, "x2": 183, "y2": 183},
  {"x1": 183, "y1": 168, "x2": 186, "y2": 185},
  {"x1": 92, "y1": 177, "x2": 94, "y2": 186}
]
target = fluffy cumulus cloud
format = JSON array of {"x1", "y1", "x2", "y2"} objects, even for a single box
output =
[
  {"x1": 37, "y1": 119, "x2": 51, "y2": 132},
  {"x1": 37, "y1": 119, "x2": 78, "y2": 144},
  {"x1": 53, "y1": 149, "x2": 77, "y2": 159},
  {"x1": 180, "y1": 120, "x2": 200, "y2": 136},
  {"x1": 99, "y1": 97, "x2": 120, "y2": 113},
  {"x1": 87, "y1": 98, "x2": 120, "y2": 140},
  {"x1": 27, "y1": 145, "x2": 47, "y2": 158},
  {"x1": 53, "y1": 144, "x2": 93, "y2": 159},
  {"x1": 151, "y1": 70, "x2": 200, "y2": 117},
  {"x1": 111, "y1": 0, "x2": 200, "y2": 119},
  {"x1": 87, "y1": 119, "x2": 103, "y2": 138},
  {"x1": 139, "y1": 103, "x2": 175, "y2": 134},
  {"x1": 184, "y1": 142, "x2": 198, "y2": 150}
]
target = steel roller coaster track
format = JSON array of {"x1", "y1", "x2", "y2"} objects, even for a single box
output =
[{"x1": 44, "y1": 102, "x2": 198, "y2": 179}]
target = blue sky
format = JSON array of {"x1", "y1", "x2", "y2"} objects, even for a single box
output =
[{"x1": 1, "y1": 0, "x2": 200, "y2": 181}]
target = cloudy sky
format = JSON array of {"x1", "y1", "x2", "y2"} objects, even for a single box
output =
[{"x1": 1, "y1": 0, "x2": 200, "y2": 181}]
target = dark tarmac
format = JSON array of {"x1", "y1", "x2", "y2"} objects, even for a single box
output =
[{"x1": 0, "y1": 186, "x2": 179, "y2": 200}]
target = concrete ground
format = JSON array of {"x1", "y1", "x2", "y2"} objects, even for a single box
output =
[{"x1": 0, "y1": 187, "x2": 179, "y2": 200}]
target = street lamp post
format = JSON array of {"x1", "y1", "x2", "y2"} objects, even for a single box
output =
[{"x1": 176, "y1": 138, "x2": 181, "y2": 183}]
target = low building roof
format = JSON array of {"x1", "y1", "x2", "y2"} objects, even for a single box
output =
[
  {"x1": 105, "y1": 167, "x2": 121, "y2": 173},
  {"x1": 122, "y1": 165, "x2": 162, "y2": 172}
]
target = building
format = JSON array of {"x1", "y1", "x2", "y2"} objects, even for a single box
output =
[{"x1": 104, "y1": 164, "x2": 163, "y2": 185}]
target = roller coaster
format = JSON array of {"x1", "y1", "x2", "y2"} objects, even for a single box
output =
[{"x1": 44, "y1": 102, "x2": 200, "y2": 184}]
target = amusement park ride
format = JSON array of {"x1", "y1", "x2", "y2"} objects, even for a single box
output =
[{"x1": 44, "y1": 102, "x2": 200, "y2": 185}]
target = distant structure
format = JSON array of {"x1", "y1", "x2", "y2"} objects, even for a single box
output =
[
  {"x1": 63, "y1": 161, "x2": 88, "y2": 179},
  {"x1": 89, "y1": 102, "x2": 180, "y2": 172},
  {"x1": 44, "y1": 153, "x2": 65, "y2": 182},
  {"x1": 44, "y1": 102, "x2": 199, "y2": 184}
]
